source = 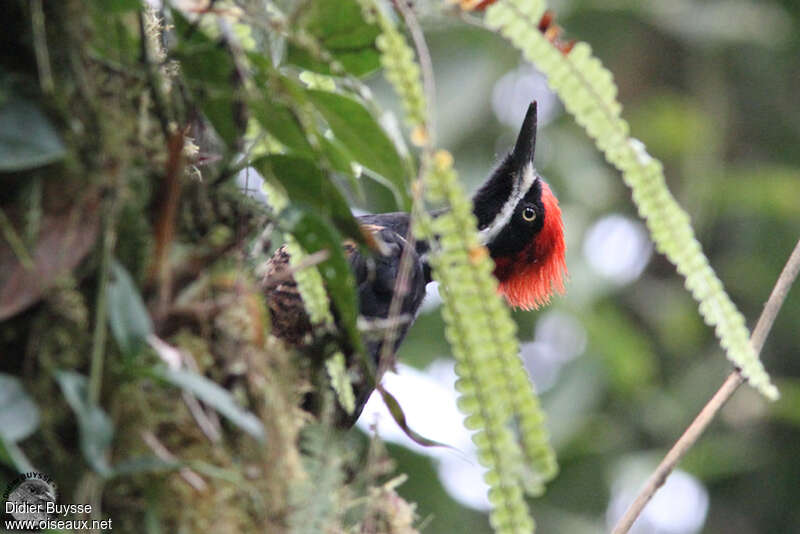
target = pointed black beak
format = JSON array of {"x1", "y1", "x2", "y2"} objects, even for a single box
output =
[{"x1": 510, "y1": 101, "x2": 538, "y2": 170}]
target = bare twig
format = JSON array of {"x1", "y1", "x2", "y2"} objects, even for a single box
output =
[
  {"x1": 142, "y1": 431, "x2": 208, "y2": 492},
  {"x1": 612, "y1": 238, "x2": 800, "y2": 534}
]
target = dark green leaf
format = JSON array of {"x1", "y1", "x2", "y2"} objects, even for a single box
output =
[
  {"x1": 286, "y1": 0, "x2": 380, "y2": 77},
  {"x1": 108, "y1": 260, "x2": 153, "y2": 356},
  {"x1": 0, "y1": 374, "x2": 40, "y2": 443},
  {"x1": 172, "y1": 11, "x2": 241, "y2": 148},
  {"x1": 150, "y1": 367, "x2": 266, "y2": 441},
  {"x1": 87, "y1": 4, "x2": 138, "y2": 66},
  {"x1": 252, "y1": 155, "x2": 365, "y2": 246},
  {"x1": 320, "y1": 135, "x2": 366, "y2": 202},
  {"x1": 0, "y1": 98, "x2": 65, "y2": 172},
  {"x1": 319, "y1": 136, "x2": 356, "y2": 176},
  {"x1": 250, "y1": 99, "x2": 313, "y2": 157},
  {"x1": 377, "y1": 385, "x2": 454, "y2": 449},
  {"x1": 55, "y1": 371, "x2": 114, "y2": 476},
  {"x1": 287, "y1": 47, "x2": 380, "y2": 78},
  {"x1": 279, "y1": 206, "x2": 365, "y2": 359},
  {"x1": 306, "y1": 90, "x2": 410, "y2": 209}
]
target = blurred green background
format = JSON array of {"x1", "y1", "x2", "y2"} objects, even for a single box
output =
[{"x1": 356, "y1": 1, "x2": 800, "y2": 532}]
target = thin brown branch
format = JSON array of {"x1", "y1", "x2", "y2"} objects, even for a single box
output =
[
  {"x1": 376, "y1": 2, "x2": 436, "y2": 379},
  {"x1": 612, "y1": 237, "x2": 800, "y2": 534},
  {"x1": 391, "y1": 0, "x2": 437, "y2": 143}
]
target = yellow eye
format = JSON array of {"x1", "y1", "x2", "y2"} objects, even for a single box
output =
[{"x1": 522, "y1": 206, "x2": 536, "y2": 222}]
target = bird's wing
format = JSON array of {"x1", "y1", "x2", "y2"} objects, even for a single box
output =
[
  {"x1": 262, "y1": 222, "x2": 426, "y2": 350},
  {"x1": 262, "y1": 244, "x2": 312, "y2": 346}
]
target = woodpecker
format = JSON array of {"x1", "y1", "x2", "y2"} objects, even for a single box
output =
[{"x1": 263, "y1": 102, "x2": 566, "y2": 425}]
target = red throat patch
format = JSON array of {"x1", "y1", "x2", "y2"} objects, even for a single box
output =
[{"x1": 493, "y1": 181, "x2": 567, "y2": 310}]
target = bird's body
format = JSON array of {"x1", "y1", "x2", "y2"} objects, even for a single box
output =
[
  {"x1": 263, "y1": 213, "x2": 426, "y2": 354},
  {"x1": 263, "y1": 102, "x2": 566, "y2": 425}
]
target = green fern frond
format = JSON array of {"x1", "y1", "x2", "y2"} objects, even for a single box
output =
[
  {"x1": 419, "y1": 151, "x2": 557, "y2": 533},
  {"x1": 363, "y1": 3, "x2": 558, "y2": 525},
  {"x1": 361, "y1": 0, "x2": 428, "y2": 143},
  {"x1": 486, "y1": 0, "x2": 778, "y2": 400},
  {"x1": 326, "y1": 352, "x2": 356, "y2": 415},
  {"x1": 284, "y1": 237, "x2": 333, "y2": 326}
]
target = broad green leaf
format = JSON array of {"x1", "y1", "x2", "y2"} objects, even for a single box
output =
[
  {"x1": 0, "y1": 374, "x2": 40, "y2": 443},
  {"x1": 319, "y1": 135, "x2": 356, "y2": 176},
  {"x1": 150, "y1": 367, "x2": 266, "y2": 441},
  {"x1": 0, "y1": 98, "x2": 66, "y2": 172},
  {"x1": 306, "y1": 90, "x2": 410, "y2": 209},
  {"x1": 287, "y1": 47, "x2": 380, "y2": 79},
  {"x1": 319, "y1": 136, "x2": 366, "y2": 201},
  {"x1": 252, "y1": 155, "x2": 365, "y2": 247},
  {"x1": 86, "y1": 3, "x2": 139, "y2": 71},
  {"x1": 287, "y1": 0, "x2": 380, "y2": 77},
  {"x1": 172, "y1": 12, "x2": 241, "y2": 148},
  {"x1": 108, "y1": 260, "x2": 153, "y2": 356},
  {"x1": 55, "y1": 371, "x2": 114, "y2": 476},
  {"x1": 279, "y1": 206, "x2": 365, "y2": 358},
  {"x1": 250, "y1": 98, "x2": 313, "y2": 157}
]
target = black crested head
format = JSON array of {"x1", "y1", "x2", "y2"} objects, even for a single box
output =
[
  {"x1": 509, "y1": 99, "x2": 538, "y2": 170},
  {"x1": 472, "y1": 101, "x2": 544, "y2": 260},
  {"x1": 470, "y1": 100, "x2": 567, "y2": 310}
]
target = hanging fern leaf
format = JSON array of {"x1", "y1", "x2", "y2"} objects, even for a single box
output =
[
  {"x1": 361, "y1": 0, "x2": 428, "y2": 142},
  {"x1": 365, "y1": 4, "x2": 558, "y2": 529},
  {"x1": 486, "y1": 0, "x2": 778, "y2": 400},
  {"x1": 419, "y1": 151, "x2": 557, "y2": 533},
  {"x1": 326, "y1": 352, "x2": 356, "y2": 415}
]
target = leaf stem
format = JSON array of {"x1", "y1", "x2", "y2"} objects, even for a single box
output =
[
  {"x1": 612, "y1": 237, "x2": 800, "y2": 534},
  {"x1": 0, "y1": 208, "x2": 35, "y2": 270}
]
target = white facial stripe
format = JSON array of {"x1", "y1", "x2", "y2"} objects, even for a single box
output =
[{"x1": 478, "y1": 163, "x2": 537, "y2": 246}]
